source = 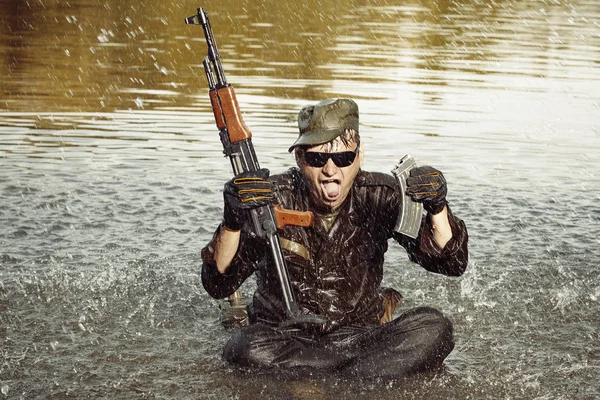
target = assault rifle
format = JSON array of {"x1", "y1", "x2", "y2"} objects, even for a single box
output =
[{"x1": 186, "y1": 8, "x2": 323, "y2": 326}]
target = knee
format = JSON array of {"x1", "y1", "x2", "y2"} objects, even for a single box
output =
[
  {"x1": 418, "y1": 307, "x2": 455, "y2": 358},
  {"x1": 420, "y1": 307, "x2": 453, "y2": 335},
  {"x1": 402, "y1": 306, "x2": 455, "y2": 349},
  {"x1": 222, "y1": 324, "x2": 267, "y2": 367},
  {"x1": 223, "y1": 324, "x2": 288, "y2": 368}
]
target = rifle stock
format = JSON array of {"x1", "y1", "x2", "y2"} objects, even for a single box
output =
[{"x1": 186, "y1": 8, "x2": 317, "y2": 323}]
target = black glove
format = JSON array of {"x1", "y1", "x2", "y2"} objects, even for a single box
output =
[
  {"x1": 406, "y1": 166, "x2": 447, "y2": 215},
  {"x1": 223, "y1": 168, "x2": 274, "y2": 231}
]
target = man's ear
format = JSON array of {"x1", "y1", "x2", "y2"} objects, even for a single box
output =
[
  {"x1": 294, "y1": 148, "x2": 302, "y2": 167},
  {"x1": 359, "y1": 141, "x2": 365, "y2": 167}
]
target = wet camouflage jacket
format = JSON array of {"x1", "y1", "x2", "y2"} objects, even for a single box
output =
[{"x1": 201, "y1": 168, "x2": 468, "y2": 332}]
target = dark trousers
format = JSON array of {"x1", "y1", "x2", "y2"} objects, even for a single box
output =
[{"x1": 223, "y1": 307, "x2": 455, "y2": 379}]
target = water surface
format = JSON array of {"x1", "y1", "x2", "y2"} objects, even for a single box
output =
[{"x1": 1, "y1": 0, "x2": 599, "y2": 398}]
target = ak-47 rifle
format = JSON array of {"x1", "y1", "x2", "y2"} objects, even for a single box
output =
[{"x1": 186, "y1": 8, "x2": 322, "y2": 325}]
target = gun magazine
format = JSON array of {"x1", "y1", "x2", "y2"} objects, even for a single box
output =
[{"x1": 392, "y1": 155, "x2": 424, "y2": 239}]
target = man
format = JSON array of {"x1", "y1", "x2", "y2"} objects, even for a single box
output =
[{"x1": 201, "y1": 98, "x2": 468, "y2": 379}]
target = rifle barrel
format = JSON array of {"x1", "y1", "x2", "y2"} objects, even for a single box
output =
[
  {"x1": 198, "y1": 8, "x2": 227, "y2": 87},
  {"x1": 202, "y1": 57, "x2": 216, "y2": 90}
]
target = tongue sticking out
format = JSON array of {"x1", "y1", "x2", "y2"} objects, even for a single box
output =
[{"x1": 323, "y1": 181, "x2": 340, "y2": 199}]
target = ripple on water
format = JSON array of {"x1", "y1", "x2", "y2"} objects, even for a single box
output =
[{"x1": 1, "y1": 0, "x2": 599, "y2": 397}]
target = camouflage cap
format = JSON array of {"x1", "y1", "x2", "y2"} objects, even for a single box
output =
[{"x1": 288, "y1": 98, "x2": 359, "y2": 152}]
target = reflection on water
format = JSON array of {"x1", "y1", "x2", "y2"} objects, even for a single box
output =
[
  {"x1": 1, "y1": 0, "x2": 599, "y2": 398},
  {"x1": 2, "y1": 0, "x2": 599, "y2": 112}
]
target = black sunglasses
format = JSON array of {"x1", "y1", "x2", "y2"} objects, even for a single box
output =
[{"x1": 303, "y1": 139, "x2": 360, "y2": 168}]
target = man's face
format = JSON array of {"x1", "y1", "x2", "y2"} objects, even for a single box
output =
[{"x1": 297, "y1": 137, "x2": 363, "y2": 212}]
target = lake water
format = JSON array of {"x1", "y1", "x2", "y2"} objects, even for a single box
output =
[{"x1": 1, "y1": 0, "x2": 599, "y2": 398}]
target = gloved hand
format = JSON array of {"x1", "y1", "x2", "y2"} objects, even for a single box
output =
[
  {"x1": 223, "y1": 168, "x2": 274, "y2": 231},
  {"x1": 406, "y1": 166, "x2": 447, "y2": 215}
]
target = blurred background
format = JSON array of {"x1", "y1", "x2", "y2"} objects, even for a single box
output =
[{"x1": 1, "y1": 0, "x2": 598, "y2": 398}]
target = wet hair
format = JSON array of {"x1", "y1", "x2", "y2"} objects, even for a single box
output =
[{"x1": 295, "y1": 128, "x2": 360, "y2": 157}]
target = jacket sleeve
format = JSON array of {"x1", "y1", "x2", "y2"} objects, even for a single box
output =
[
  {"x1": 201, "y1": 224, "x2": 265, "y2": 299},
  {"x1": 394, "y1": 205, "x2": 469, "y2": 276}
]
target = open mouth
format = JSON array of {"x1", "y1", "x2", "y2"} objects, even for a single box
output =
[{"x1": 320, "y1": 178, "x2": 341, "y2": 200}]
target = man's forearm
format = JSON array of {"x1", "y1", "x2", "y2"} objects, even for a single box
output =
[
  {"x1": 214, "y1": 227, "x2": 241, "y2": 274},
  {"x1": 430, "y1": 205, "x2": 452, "y2": 249}
]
